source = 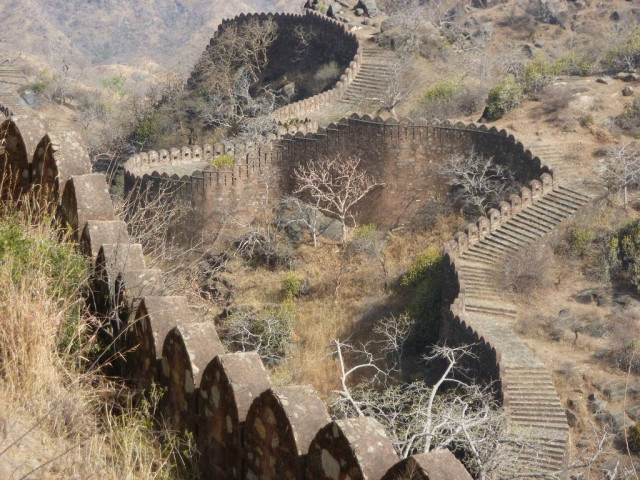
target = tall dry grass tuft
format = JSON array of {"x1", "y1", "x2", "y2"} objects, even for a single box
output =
[{"x1": 0, "y1": 186, "x2": 196, "y2": 479}]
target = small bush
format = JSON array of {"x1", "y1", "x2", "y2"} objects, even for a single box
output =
[
  {"x1": 522, "y1": 55, "x2": 553, "y2": 95},
  {"x1": 282, "y1": 271, "x2": 302, "y2": 299},
  {"x1": 570, "y1": 228, "x2": 594, "y2": 257},
  {"x1": 580, "y1": 114, "x2": 594, "y2": 128},
  {"x1": 401, "y1": 248, "x2": 443, "y2": 348},
  {"x1": 30, "y1": 69, "x2": 52, "y2": 94},
  {"x1": 211, "y1": 154, "x2": 235, "y2": 169},
  {"x1": 604, "y1": 26, "x2": 640, "y2": 72},
  {"x1": 402, "y1": 247, "x2": 441, "y2": 287},
  {"x1": 423, "y1": 80, "x2": 462, "y2": 104},
  {"x1": 552, "y1": 50, "x2": 597, "y2": 77},
  {"x1": 485, "y1": 75, "x2": 523, "y2": 121},
  {"x1": 134, "y1": 112, "x2": 160, "y2": 144},
  {"x1": 316, "y1": 2, "x2": 329, "y2": 14},
  {"x1": 222, "y1": 302, "x2": 296, "y2": 365},
  {"x1": 501, "y1": 242, "x2": 551, "y2": 294},
  {"x1": 616, "y1": 95, "x2": 640, "y2": 134}
]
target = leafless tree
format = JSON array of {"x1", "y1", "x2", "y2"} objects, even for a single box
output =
[
  {"x1": 294, "y1": 155, "x2": 382, "y2": 244},
  {"x1": 190, "y1": 17, "x2": 279, "y2": 140},
  {"x1": 219, "y1": 304, "x2": 295, "y2": 366},
  {"x1": 440, "y1": 150, "x2": 514, "y2": 216},
  {"x1": 280, "y1": 196, "x2": 323, "y2": 248},
  {"x1": 599, "y1": 143, "x2": 640, "y2": 211},
  {"x1": 376, "y1": 58, "x2": 421, "y2": 117},
  {"x1": 331, "y1": 342, "x2": 522, "y2": 478}
]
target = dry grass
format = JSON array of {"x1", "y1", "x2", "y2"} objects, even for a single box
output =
[
  {"x1": 225, "y1": 214, "x2": 461, "y2": 397},
  {"x1": 0, "y1": 191, "x2": 193, "y2": 479}
]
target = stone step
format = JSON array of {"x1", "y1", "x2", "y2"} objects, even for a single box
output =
[
  {"x1": 535, "y1": 197, "x2": 578, "y2": 216},
  {"x1": 516, "y1": 209, "x2": 560, "y2": 230},
  {"x1": 490, "y1": 229, "x2": 530, "y2": 247},
  {"x1": 482, "y1": 234, "x2": 521, "y2": 251},
  {"x1": 500, "y1": 222, "x2": 543, "y2": 241},
  {"x1": 555, "y1": 184, "x2": 592, "y2": 203},
  {"x1": 545, "y1": 190, "x2": 587, "y2": 209},
  {"x1": 460, "y1": 251, "x2": 498, "y2": 266},
  {"x1": 465, "y1": 304, "x2": 517, "y2": 319},
  {"x1": 528, "y1": 202, "x2": 569, "y2": 222},
  {"x1": 508, "y1": 211, "x2": 555, "y2": 233},
  {"x1": 499, "y1": 223, "x2": 540, "y2": 241}
]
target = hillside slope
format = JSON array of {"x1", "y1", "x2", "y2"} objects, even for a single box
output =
[{"x1": 0, "y1": 0, "x2": 301, "y2": 71}]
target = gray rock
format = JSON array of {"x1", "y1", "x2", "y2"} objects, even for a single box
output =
[
  {"x1": 534, "y1": 40, "x2": 545, "y2": 48},
  {"x1": 565, "y1": 408, "x2": 581, "y2": 427},
  {"x1": 523, "y1": 44, "x2": 535, "y2": 58},
  {"x1": 354, "y1": 7, "x2": 364, "y2": 16},
  {"x1": 624, "y1": 86, "x2": 635, "y2": 96},
  {"x1": 596, "y1": 77, "x2": 611, "y2": 85},
  {"x1": 588, "y1": 399, "x2": 607, "y2": 414},
  {"x1": 20, "y1": 89, "x2": 39, "y2": 108},
  {"x1": 362, "y1": 18, "x2": 371, "y2": 25}
]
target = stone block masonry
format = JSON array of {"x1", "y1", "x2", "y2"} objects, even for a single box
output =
[{"x1": 124, "y1": 115, "x2": 551, "y2": 232}]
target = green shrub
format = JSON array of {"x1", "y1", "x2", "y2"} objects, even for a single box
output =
[
  {"x1": 402, "y1": 248, "x2": 444, "y2": 347},
  {"x1": 0, "y1": 214, "x2": 88, "y2": 354},
  {"x1": 423, "y1": 80, "x2": 462, "y2": 104},
  {"x1": 522, "y1": 55, "x2": 553, "y2": 94},
  {"x1": 580, "y1": 114, "x2": 594, "y2": 128},
  {"x1": 552, "y1": 50, "x2": 597, "y2": 77},
  {"x1": 316, "y1": 2, "x2": 329, "y2": 14},
  {"x1": 353, "y1": 223, "x2": 377, "y2": 242},
  {"x1": 282, "y1": 271, "x2": 302, "y2": 299},
  {"x1": 30, "y1": 69, "x2": 52, "y2": 94},
  {"x1": 632, "y1": 422, "x2": 640, "y2": 452},
  {"x1": 401, "y1": 247, "x2": 442, "y2": 287},
  {"x1": 100, "y1": 74, "x2": 127, "y2": 96},
  {"x1": 616, "y1": 95, "x2": 640, "y2": 134},
  {"x1": 604, "y1": 26, "x2": 640, "y2": 71},
  {"x1": 570, "y1": 228, "x2": 594, "y2": 257},
  {"x1": 485, "y1": 75, "x2": 523, "y2": 121},
  {"x1": 0, "y1": 215, "x2": 87, "y2": 300},
  {"x1": 134, "y1": 112, "x2": 160, "y2": 144},
  {"x1": 211, "y1": 154, "x2": 235, "y2": 169}
]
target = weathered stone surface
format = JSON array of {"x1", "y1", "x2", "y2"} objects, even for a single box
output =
[
  {"x1": 306, "y1": 417, "x2": 398, "y2": 480},
  {"x1": 198, "y1": 352, "x2": 272, "y2": 480},
  {"x1": 124, "y1": 296, "x2": 193, "y2": 388},
  {"x1": 80, "y1": 220, "x2": 130, "y2": 258},
  {"x1": 115, "y1": 269, "x2": 165, "y2": 330},
  {"x1": 33, "y1": 132, "x2": 91, "y2": 202},
  {"x1": 0, "y1": 118, "x2": 29, "y2": 198},
  {"x1": 161, "y1": 322, "x2": 225, "y2": 435},
  {"x1": 59, "y1": 174, "x2": 115, "y2": 240},
  {"x1": 243, "y1": 385, "x2": 331, "y2": 480},
  {"x1": 381, "y1": 450, "x2": 473, "y2": 480},
  {"x1": 92, "y1": 243, "x2": 145, "y2": 315}
]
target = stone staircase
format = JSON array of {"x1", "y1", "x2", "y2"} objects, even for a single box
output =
[
  {"x1": 527, "y1": 142, "x2": 587, "y2": 187},
  {"x1": 340, "y1": 45, "x2": 398, "y2": 108},
  {"x1": 456, "y1": 184, "x2": 591, "y2": 473},
  {"x1": 0, "y1": 67, "x2": 28, "y2": 110}
]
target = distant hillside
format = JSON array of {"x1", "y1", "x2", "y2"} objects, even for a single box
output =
[{"x1": 0, "y1": 0, "x2": 301, "y2": 73}]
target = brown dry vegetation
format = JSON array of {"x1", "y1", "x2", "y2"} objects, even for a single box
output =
[{"x1": 0, "y1": 192, "x2": 195, "y2": 479}]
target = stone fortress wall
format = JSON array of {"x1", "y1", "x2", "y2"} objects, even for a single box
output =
[
  {"x1": 1, "y1": 110, "x2": 474, "y2": 479},
  {"x1": 122, "y1": 110, "x2": 579, "y2": 474},
  {"x1": 123, "y1": 114, "x2": 552, "y2": 229},
  {"x1": 1, "y1": 3, "x2": 592, "y2": 473}
]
